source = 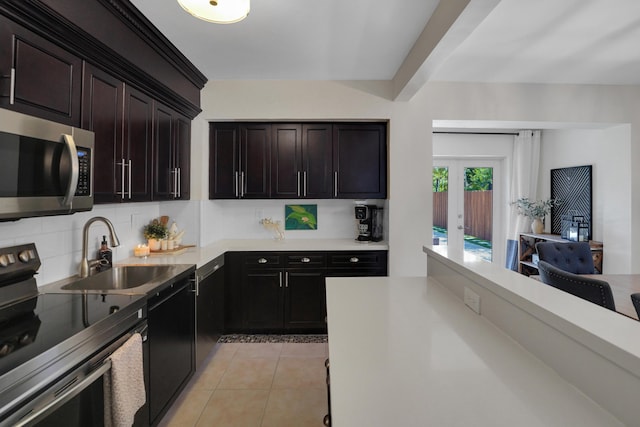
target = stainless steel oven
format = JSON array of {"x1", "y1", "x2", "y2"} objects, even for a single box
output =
[
  {"x1": 5, "y1": 319, "x2": 148, "y2": 427},
  {"x1": 0, "y1": 244, "x2": 148, "y2": 427},
  {"x1": 0, "y1": 109, "x2": 93, "y2": 221}
]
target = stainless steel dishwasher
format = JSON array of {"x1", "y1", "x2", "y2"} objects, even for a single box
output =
[{"x1": 195, "y1": 254, "x2": 225, "y2": 369}]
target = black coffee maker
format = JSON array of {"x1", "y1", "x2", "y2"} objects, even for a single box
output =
[{"x1": 355, "y1": 204, "x2": 383, "y2": 242}]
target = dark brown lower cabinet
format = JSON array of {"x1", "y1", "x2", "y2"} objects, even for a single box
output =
[
  {"x1": 244, "y1": 268, "x2": 283, "y2": 332},
  {"x1": 284, "y1": 269, "x2": 327, "y2": 332},
  {"x1": 225, "y1": 250, "x2": 387, "y2": 334},
  {"x1": 147, "y1": 277, "x2": 195, "y2": 426}
]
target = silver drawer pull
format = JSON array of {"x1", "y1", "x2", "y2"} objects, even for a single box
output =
[
  {"x1": 301, "y1": 257, "x2": 311, "y2": 263},
  {"x1": 258, "y1": 258, "x2": 268, "y2": 264},
  {"x1": 350, "y1": 257, "x2": 359, "y2": 263}
]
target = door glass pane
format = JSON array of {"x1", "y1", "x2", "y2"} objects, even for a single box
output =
[
  {"x1": 463, "y1": 167, "x2": 493, "y2": 262},
  {"x1": 432, "y1": 166, "x2": 448, "y2": 249}
]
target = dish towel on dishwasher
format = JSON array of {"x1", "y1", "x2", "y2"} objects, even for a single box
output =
[{"x1": 104, "y1": 332, "x2": 146, "y2": 427}]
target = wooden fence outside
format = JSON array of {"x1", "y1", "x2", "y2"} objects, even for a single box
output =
[{"x1": 433, "y1": 191, "x2": 493, "y2": 241}]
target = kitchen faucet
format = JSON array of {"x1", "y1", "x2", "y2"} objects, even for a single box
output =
[{"x1": 79, "y1": 216, "x2": 121, "y2": 278}]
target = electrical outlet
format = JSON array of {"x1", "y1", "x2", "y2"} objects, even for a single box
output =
[
  {"x1": 131, "y1": 213, "x2": 140, "y2": 231},
  {"x1": 464, "y1": 287, "x2": 481, "y2": 314}
]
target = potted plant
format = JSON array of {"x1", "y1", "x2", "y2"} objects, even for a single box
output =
[
  {"x1": 143, "y1": 219, "x2": 168, "y2": 250},
  {"x1": 513, "y1": 197, "x2": 560, "y2": 234}
]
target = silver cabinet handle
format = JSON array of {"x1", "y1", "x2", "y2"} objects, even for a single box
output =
[
  {"x1": 234, "y1": 171, "x2": 239, "y2": 198},
  {"x1": 171, "y1": 168, "x2": 176, "y2": 197},
  {"x1": 301, "y1": 257, "x2": 311, "y2": 263},
  {"x1": 303, "y1": 171, "x2": 307, "y2": 197},
  {"x1": 127, "y1": 159, "x2": 132, "y2": 199},
  {"x1": 297, "y1": 171, "x2": 301, "y2": 197},
  {"x1": 241, "y1": 171, "x2": 245, "y2": 198},
  {"x1": 279, "y1": 271, "x2": 283, "y2": 288},
  {"x1": 177, "y1": 167, "x2": 181, "y2": 198},
  {"x1": 285, "y1": 271, "x2": 289, "y2": 288},
  {"x1": 334, "y1": 171, "x2": 338, "y2": 197},
  {"x1": 118, "y1": 158, "x2": 126, "y2": 199},
  {"x1": 258, "y1": 258, "x2": 267, "y2": 264},
  {"x1": 350, "y1": 257, "x2": 359, "y2": 263},
  {"x1": 9, "y1": 68, "x2": 15, "y2": 105}
]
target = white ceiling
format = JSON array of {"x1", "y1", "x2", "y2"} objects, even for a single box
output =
[{"x1": 130, "y1": 0, "x2": 640, "y2": 98}]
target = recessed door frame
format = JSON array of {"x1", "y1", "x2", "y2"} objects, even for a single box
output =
[{"x1": 433, "y1": 157, "x2": 505, "y2": 264}]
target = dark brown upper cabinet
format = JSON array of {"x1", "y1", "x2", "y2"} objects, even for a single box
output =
[
  {"x1": 333, "y1": 123, "x2": 387, "y2": 199},
  {"x1": 153, "y1": 102, "x2": 191, "y2": 200},
  {"x1": 271, "y1": 123, "x2": 333, "y2": 199},
  {"x1": 83, "y1": 65, "x2": 153, "y2": 203},
  {"x1": 209, "y1": 123, "x2": 271, "y2": 199},
  {"x1": 82, "y1": 63, "x2": 124, "y2": 204},
  {"x1": 122, "y1": 85, "x2": 154, "y2": 202},
  {"x1": 210, "y1": 121, "x2": 387, "y2": 200},
  {"x1": 0, "y1": 16, "x2": 82, "y2": 126}
]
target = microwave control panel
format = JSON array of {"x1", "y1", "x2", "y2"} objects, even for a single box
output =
[{"x1": 75, "y1": 148, "x2": 91, "y2": 196}]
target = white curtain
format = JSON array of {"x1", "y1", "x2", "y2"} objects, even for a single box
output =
[{"x1": 505, "y1": 130, "x2": 541, "y2": 270}]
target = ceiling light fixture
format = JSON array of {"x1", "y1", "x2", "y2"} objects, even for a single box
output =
[{"x1": 177, "y1": 0, "x2": 250, "y2": 24}]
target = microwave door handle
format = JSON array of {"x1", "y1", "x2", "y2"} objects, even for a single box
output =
[{"x1": 61, "y1": 134, "x2": 79, "y2": 207}]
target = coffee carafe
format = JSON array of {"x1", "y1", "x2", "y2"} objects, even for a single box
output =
[{"x1": 355, "y1": 204, "x2": 383, "y2": 242}]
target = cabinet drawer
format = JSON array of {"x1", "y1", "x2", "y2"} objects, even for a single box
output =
[
  {"x1": 286, "y1": 253, "x2": 326, "y2": 268},
  {"x1": 243, "y1": 253, "x2": 283, "y2": 267},
  {"x1": 327, "y1": 251, "x2": 387, "y2": 268}
]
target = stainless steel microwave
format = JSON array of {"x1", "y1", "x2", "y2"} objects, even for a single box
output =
[{"x1": 0, "y1": 109, "x2": 94, "y2": 221}]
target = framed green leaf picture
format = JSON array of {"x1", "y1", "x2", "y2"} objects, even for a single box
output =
[{"x1": 285, "y1": 204, "x2": 317, "y2": 230}]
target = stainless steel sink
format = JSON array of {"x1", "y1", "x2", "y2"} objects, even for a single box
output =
[{"x1": 61, "y1": 265, "x2": 176, "y2": 291}]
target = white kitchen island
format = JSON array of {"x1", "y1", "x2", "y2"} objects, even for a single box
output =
[{"x1": 325, "y1": 275, "x2": 626, "y2": 426}]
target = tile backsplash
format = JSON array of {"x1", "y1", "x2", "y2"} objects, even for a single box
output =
[
  {"x1": 0, "y1": 202, "x2": 162, "y2": 286},
  {"x1": 1, "y1": 199, "x2": 378, "y2": 286}
]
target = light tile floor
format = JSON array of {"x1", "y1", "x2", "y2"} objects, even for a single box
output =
[{"x1": 158, "y1": 342, "x2": 329, "y2": 427}]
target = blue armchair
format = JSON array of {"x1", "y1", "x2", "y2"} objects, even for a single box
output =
[
  {"x1": 537, "y1": 260, "x2": 615, "y2": 311},
  {"x1": 535, "y1": 241, "x2": 595, "y2": 274}
]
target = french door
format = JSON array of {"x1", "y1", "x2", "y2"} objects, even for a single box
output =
[{"x1": 432, "y1": 158, "x2": 503, "y2": 263}]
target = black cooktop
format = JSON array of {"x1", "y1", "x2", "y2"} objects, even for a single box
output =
[{"x1": 0, "y1": 291, "x2": 144, "y2": 378}]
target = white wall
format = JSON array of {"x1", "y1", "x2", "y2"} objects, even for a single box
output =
[{"x1": 539, "y1": 126, "x2": 631, "y2": 273}]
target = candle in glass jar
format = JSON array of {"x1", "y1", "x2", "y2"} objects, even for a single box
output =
[{"x1": 134, "y1": 244, "x2": 150, "y2": 257}]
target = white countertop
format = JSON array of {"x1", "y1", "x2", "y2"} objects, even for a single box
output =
[
  {"x1": 119, "y1": 238, "x2": 388, "y2": 270},
  {"x1": 325, "y1": 276, "x2": 623, "y2": 426}
]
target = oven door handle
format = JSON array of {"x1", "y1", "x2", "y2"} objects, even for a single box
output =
[{"x1": 14, "y1": 360, "x2": 111, "y2": 427}]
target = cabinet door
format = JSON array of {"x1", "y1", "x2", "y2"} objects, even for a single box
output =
[
  {"x1": 153, "y1": 102, "x2": 174, "y2": 200},
  {"x1": 82, "y1": 63, "x2": 124, "y2": 204},
  {"x1": 153, "y1": 103, "x2": 190, "y2": 200},
  {"x1": 271, "y1": 123, "x2": 302, "y2": 198},
  {"x1": 196, "y1": 266, "x2": 224, "y2": 368},
  {"x1": 333, "y1": 123, "x2": 387, "y2": 199},
  {"x1": 209, "y1": 123, "x2": 239, "y2": 199},
  {"x1": 302, "y1": 124, "x2": 333, "y2": 199},
  {"x1": 0, "y1": 16, "x2": 82, "y2": 126},
  {"x1": 148, "y1": 281, "x2": 195, "y2": 425},
  {"x1": 175, "y1": 113, "x2": 191, "y2": 200},
  {"x1": 224, "y1": 253, "x2": 244, "y2": 332},
  {"x1": 123, "y1": 86, "x2": 153, "y2": 201},
  {"x1": 240, "y1": 123, "x2": 271, "y2": 198},
  {"x1": 284, "y1": 269, "x2": 327, "y2": 332},
  {"x1": 243, "y1": 269, "x2": 283, "y2": 332}
]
